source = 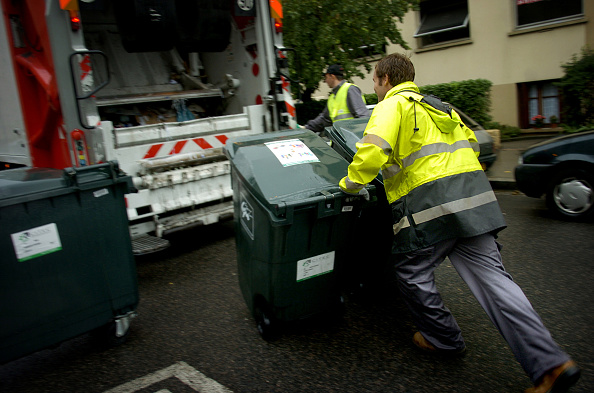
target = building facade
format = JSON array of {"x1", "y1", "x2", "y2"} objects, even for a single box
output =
[{"x1": 330, "y1": 0, "x2": 592, "y2": 128}]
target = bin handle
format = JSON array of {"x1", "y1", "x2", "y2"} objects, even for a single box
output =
[
  {"x1": 320, "y1": 190, "x2": 334, "y2": 200},
  {"x1": 63, "y1": 160, "x2": 121, "y2": 188}
]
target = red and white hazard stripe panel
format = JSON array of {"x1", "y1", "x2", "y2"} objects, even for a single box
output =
[
  {"x1": 79, "y1": 54, "x2": 93, "y2": 91},
  {"x1": 280, "y1": 75, "x2": 296, "y2": 119},
  {"x1": 142, "y1": 135, "x2": 229, "y2": 159}
]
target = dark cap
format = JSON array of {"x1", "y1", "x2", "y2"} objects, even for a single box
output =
[{"x1": 324, "y1": 64, "x2": 344, "y2": 77}]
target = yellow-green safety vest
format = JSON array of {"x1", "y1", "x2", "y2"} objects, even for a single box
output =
[{"x1": 328, "y1": 82, "x2": 364, "y2": 123}]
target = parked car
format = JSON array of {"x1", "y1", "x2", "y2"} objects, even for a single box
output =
[
  {"x1": 364, "y1": 103, "x2": 497, "y2": 170},
  {"x1": 515, "y1": 130, "x2": 594, "y2": 221},
  {"x1": 450, "y1": 105, "x2": 497, "y2": 171}
]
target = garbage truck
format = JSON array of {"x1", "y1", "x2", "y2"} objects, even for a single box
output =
[{"x1": 0, "y1": 0, "x2": 296, "y2": 254}]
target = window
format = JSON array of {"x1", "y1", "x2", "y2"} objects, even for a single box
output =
[
  {"x1": 414, "y1": 0, "x2": 470, "y2": 47},
  {"x1": 516, "y1": 0, "x2": 583, "y2": 28},
  {"x1": 352, "y1": 43, "x2": 386, "y2": 59},
  {"x1": 518, "y1": 81, "x2": 560, "y2": 127}
]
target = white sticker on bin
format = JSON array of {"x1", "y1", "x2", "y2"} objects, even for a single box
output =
[
  {"x1": 11, "y1": 223, "x2": 62, "y2": 262},
  {"x1": 94, "y1": 188, "x2": 109, "y2": 198},
  {"x1": 265, "y1": 139, "x2": 320, "y2": 167},
  {"x1": 296, "y1": 251, "x2": 335, "y2": 282}
]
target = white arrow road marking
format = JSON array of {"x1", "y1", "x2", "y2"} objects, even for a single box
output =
[{"x1": 103, "y1": 361, "x2": 233, "y2": 393}]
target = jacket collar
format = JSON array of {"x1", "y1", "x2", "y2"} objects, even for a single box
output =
[
  {"x1": 384, "y1": 81, "x2": 420, "y2": 100},
  {"x1": 383, "y1": 81, "x2": 460, "y2": 134}
]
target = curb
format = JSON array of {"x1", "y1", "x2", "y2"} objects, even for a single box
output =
[
  {"x1": 489, "y1": 179, "x2": 517, "y2": 190},
  {"x1": 503, "y1": 130, "x2": 562, "y2": 142}
]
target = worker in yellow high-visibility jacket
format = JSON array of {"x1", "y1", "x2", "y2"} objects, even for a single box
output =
[
  {"x1": 305, "y1": 64, "x2": 370, "y2": 133},
  {"x1": 339, "y1": 53, "x2": 579, "y2": 393}
]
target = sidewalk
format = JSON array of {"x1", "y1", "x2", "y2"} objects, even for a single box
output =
[{"x1": 486, "y1": 131, "x2": 560, "y2": 190}]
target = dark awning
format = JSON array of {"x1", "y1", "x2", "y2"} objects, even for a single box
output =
[{"x1": 414, "y1": 6, "x2": 469, "y2": 37}]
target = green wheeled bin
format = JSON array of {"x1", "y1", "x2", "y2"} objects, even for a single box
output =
[
  {"x1": 225, "y1": 129, "x2": 374, "y2": 339},
  {"x1": 324, "y1": 119, "x2": 394, "y2": 293},
  {"x1": 0, "y1": 161, "x2": 139, "y2": 364}
]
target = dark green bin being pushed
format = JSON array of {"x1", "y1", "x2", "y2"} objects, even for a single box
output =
[
  {"x1": 324, "y1": 118, "x2": 394, "y2": 292},
  {"x1": 225, "y1": 130, "x2": 373, "y2": 338},
  {"x1": 0, "y1": 162, "x2": 138, "y2": 363}
]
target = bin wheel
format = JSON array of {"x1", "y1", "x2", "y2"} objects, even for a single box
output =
[
  {"x1": 90, "y1": 320, "x2": 130, "y2": 348},
  {"x1": 330, "y1": 295, "x2": 346, "y2": 319},
  {"x1": 254, "y1": 303, "x2": 277, "y2": 341}
]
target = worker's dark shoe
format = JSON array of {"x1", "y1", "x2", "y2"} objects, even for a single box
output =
[
  {"x1": 412, "y1": 332, "x2": 466, "y2": 357},
  {"x1": 524, "y1": 360, "x2": 581, "y2": 393}
]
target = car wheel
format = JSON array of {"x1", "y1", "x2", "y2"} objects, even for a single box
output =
[{"x1": 546, "y1": 168, "x2": 594, "y2": 221}]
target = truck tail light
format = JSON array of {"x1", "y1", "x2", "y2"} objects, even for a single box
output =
[{"x1": 69, "y1": 10, "x2": 80, "y2": 31}]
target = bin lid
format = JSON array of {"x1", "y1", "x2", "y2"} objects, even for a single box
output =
[
  {"x1": 0, "y1": 168, "x2": 68, "y2": 202},
  {"x1": 0, "y1": 162, "x2": 132, "y2": 207},
  {"x1": 225, "y1": 129, "x2": 350, "y2": 209},
  {"x1": 325, "y1": 118, "x2": 384, "y2": 184},
  {"x1": 325, "y1": 118, "x2": 369, "y2": 154}
]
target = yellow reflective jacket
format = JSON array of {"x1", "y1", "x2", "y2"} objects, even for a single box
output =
[
  {"x1": 339, "y1": 82, "x2": 506, "y2": 253},
  {"x1": 328, "y1": 82, "x2": 363, "y2": 123}
]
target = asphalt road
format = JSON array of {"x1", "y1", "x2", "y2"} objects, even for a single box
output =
[{"x1": 1, "y1": 191, "x2": 593, "y2": 393}]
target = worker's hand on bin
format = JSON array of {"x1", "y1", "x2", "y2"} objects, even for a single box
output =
[
  {"x1": 339, "y1": 186, "x2": 370, "y2": 201},
  {"x1": 339, "y1": 177, "x2": 370, "y2": 201},
  {"x1": 356, "y1": 187, "x2": 370, "y2": 201}
]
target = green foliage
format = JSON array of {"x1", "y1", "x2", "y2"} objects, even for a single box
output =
[
  {"x1": 283, "y1": 0, "x2": 419, "y2": 100},
  {"x1": 295, "y1": 99, "x2": 327, "y2": 124},
  {"x1": 556, "y1": 47, "x2": 594, "y2": 127},
  {"x1": 363, "y1": 93, "x2": 378, "y2": 105},
  {"x1": 357, "y1": 80, "x2": 492, "y2": 125},
  {"x1": 560, "y1": 124, "x2": 594, "y2": 134},
  {"x1": 485, "y1": 121, "x2": 521, "y2": 140},
  {"x1": 419, "y1": 79, "x2": 493, "y2": 125}
]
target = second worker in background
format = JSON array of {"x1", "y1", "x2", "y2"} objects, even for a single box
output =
[{"x1": 305, "y1": 64, "x2": 370, "y2": 133}]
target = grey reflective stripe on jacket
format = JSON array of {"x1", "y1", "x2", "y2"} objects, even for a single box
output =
[
  {"x1": 394, "y1": 190, "x2": 498, "y2": 235},
  {"x1": 383, "y1": 139, "x2": 478, "y2": 181},
  {"x1": 356, "y1": 134, "x2": 478, "y2": 181},
  {"x1": 344, "y1": 176, "x2": 365, "y2": 190},
  {"x1": 359, "y1": 134, "x2": 392, "y2": 155},
  {"x1": 391, "y1": 170, "x2": 506, "y2": 254},
  {"x1": 334, "y1": 112, "x2": 355, "y2": 121}
]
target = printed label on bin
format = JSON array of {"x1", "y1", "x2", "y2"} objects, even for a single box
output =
[
  {"x1": 296, "y1": 251, "x2": 335, "y2": 282},
  {"x1": 265, "y1": 139, "x2": 320, "y2": 167},
  {"x1": 240, "y1": 193, "x2": 255, "y2": 240},
  {"x1": 11, "y1": 223, "x2": 62, "y2": 262},
  {"x1": 93, "y1": 188, "x2": 109, "y2": 198}
]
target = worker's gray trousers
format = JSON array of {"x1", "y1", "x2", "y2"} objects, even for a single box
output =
[{"x1": 393, "y1": 233, "x2": 569, "y2": 383}]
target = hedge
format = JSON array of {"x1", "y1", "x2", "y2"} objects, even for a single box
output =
[
  {"x1": 557, "y1": 47, "x2": 594, "y2": 127},
  {"x1": 295, "y1": 100, "x2": 327, "y2": 125},
  {"x1": 420, "y1": 79, "x2": 493, "y2": 126},
  {"x1": 295, "y1": 79, "x2": 493, "y2": 126}
]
